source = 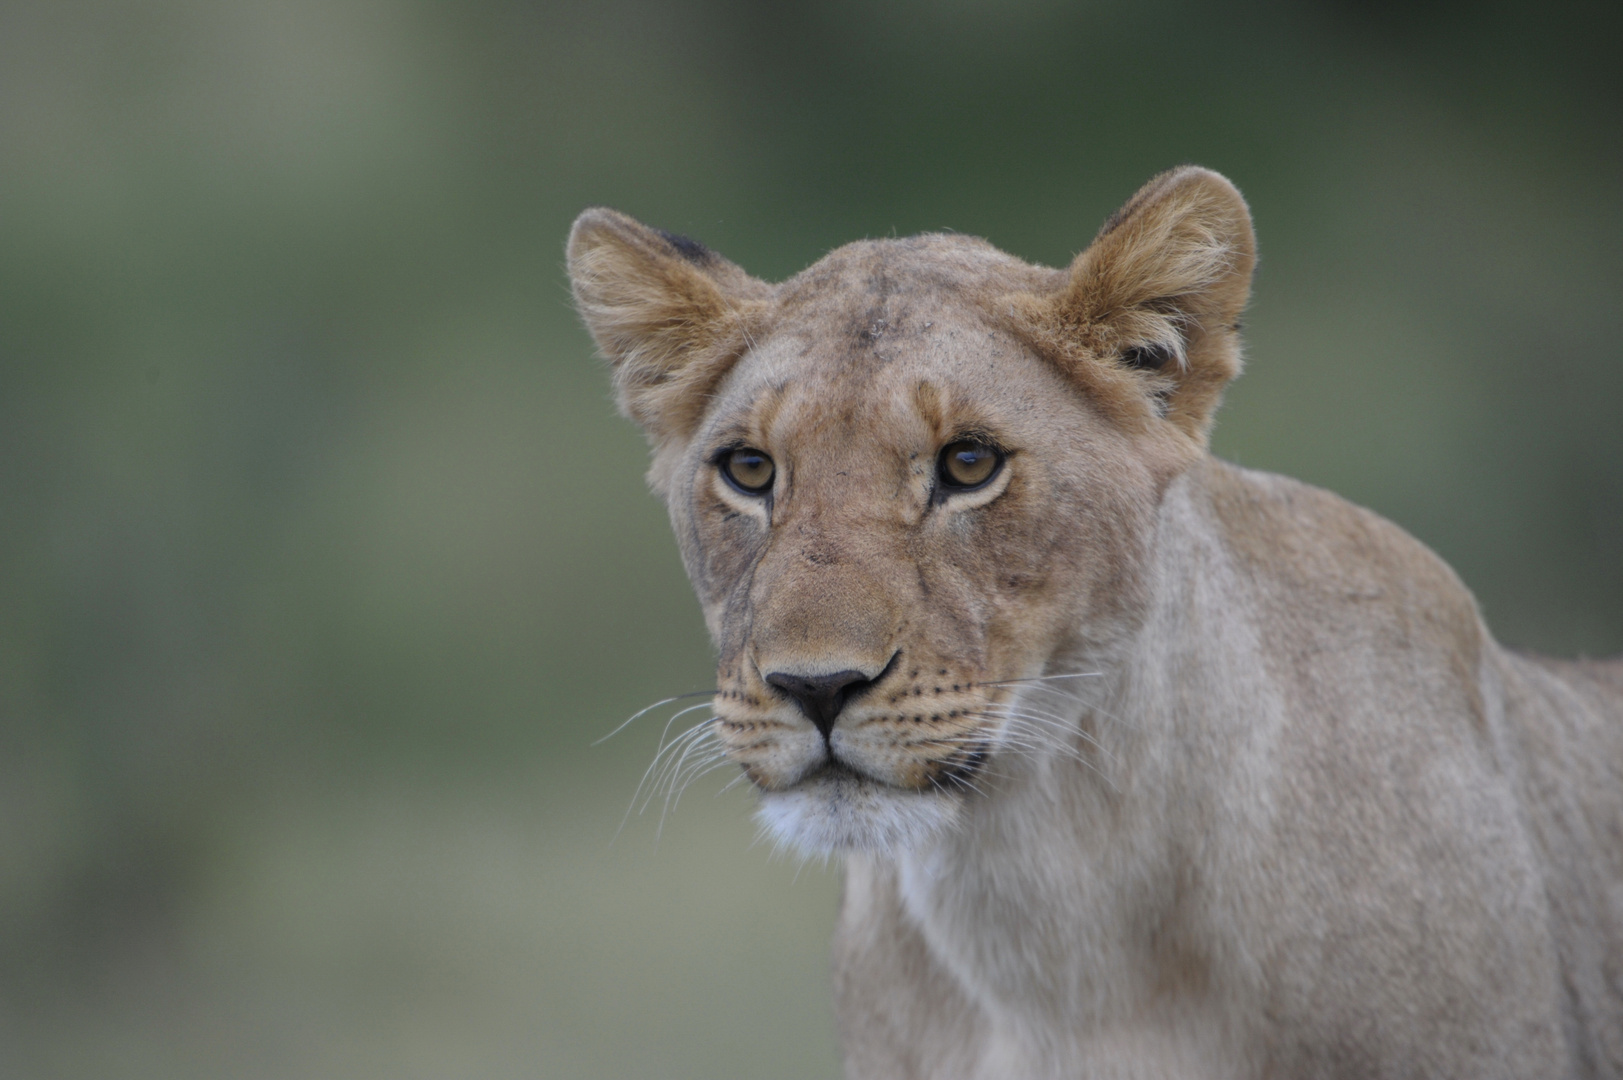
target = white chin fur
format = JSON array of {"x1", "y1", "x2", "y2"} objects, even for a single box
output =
[{"x1": 755, "y1": 771, "x2": 962, "y2": 858}]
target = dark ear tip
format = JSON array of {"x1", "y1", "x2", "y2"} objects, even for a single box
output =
[
  {"x1": 569, "y1": 210, "x2": 724, "y2": 274},
  {"x1": 656, "y1": 229, "x2": 714, "y2": 266}
]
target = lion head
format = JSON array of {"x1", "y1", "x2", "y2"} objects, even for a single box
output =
[{"x1": 568, "y1": 168, "x2": 1255, "y2": 854}]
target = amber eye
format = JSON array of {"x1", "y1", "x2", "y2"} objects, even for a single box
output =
[
  {"x1": 937, "y1": 439, "x2": 1003, "y2": 492},
  {"x1": 720, "y1": 447, "x2": 775, "y2": 495}
]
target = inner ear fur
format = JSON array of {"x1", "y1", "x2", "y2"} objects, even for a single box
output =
[
  {"x1": 567, "y1": 208, "x2": 771, "y2": 443},
  {"x1": 1007, "y1": 166, "x2": 1257, "y2": 442}
]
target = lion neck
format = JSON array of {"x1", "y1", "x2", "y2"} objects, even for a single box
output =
[{"x1": 882, "y1": 460, "x2": 1264, "y2": 1035}]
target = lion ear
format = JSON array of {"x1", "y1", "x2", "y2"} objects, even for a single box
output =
[
  {"x1": 568, "y1": 208, "x2": 771, "y2": 444},
  {"x1": 1016, "y1": 167, "x2": 1256, "y2": 442}
]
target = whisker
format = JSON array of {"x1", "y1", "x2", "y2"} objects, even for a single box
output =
[
  {"x1": 661, "y1": 735, "x2": 726, "y2": 809},
  {"x1": 638, "y1": 719, "x2": 718, "y2": 814},
  {"x1": 627, "y1": 706, "x2": 719, "y2": 817},
  {"x1": 975, "y1": 672, "x2": 1104, "y2": 689},
  {"x1": 987, "y1": 691, "x2": 1126, "y2": 748},
  {"x1": 659, "y1": 736, "x2": 725, "y2": 810},
  {"x1": 647, "y1": 742, "x2": 718, "y2": 839},
  {"x1": 593, "y1": 689, "x2": 717, "y2": 746},
  {"x1": 990, "y1": 707, "x2": 1118, "y2": 764},
  {"x1": 959, "y1": 706, "x2": 1120, "y2": 790},
  {"x1": 617, "y1": 716, "x2": 718, "y2": 844},
  {"x1": 666, "y1": 753, "x2": 731, "y2": 815},
  {"x1": 656, "y1": 701, "x2": 719, "y2": 747},
  {"x1": 1009, "y1": 674, "x2": 1133, "y2": 728},
  {"x1": 996, "y1": 704, "x2": 1107, "y2": 746},
  {"x1": 994, "y1": 701, "x2": 1077, "y2": 726},
  {"x1": 1086, "y1": 699, "x2": 1135, "y2": 730},
  {"x1": 1022, "y1": 687, "x2": 1135, "y2": 733},
  {"x1": 944, "y1": 724, "x2": 1087, "y2": 769}
]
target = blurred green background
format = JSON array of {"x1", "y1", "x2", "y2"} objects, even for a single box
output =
[{"x1": 1, "y1": 1, "x2": 1619, "y2": 1076}]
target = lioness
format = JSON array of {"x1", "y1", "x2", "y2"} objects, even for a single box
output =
[{"x1": 567, "y1": 168, "x2": 1623, "y2": 1078}]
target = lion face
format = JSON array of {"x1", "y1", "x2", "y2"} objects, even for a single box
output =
[
  {"x1": 569, "y1": 169, "x2": 1255, "y2": 853},
  {"x1": 674, "y1": 276, "x2": 1168, "y2": 853}
]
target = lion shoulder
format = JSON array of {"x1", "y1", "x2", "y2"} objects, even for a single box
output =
[{"x1": 1184, "y1": 457, "x2": 1489, "y2": 662}]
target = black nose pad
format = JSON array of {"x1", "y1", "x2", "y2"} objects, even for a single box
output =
[{"x1": 764, "y1": 669, "x2": 876, "y2": 739}]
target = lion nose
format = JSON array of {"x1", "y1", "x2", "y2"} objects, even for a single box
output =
[{"x1": 765, "y1": 669, "x2": 876, "y2": 740}]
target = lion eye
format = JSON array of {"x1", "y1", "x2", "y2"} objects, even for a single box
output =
[
  {"x1": 937, "y1": 439, "x2": 1002, "y2": 492},
  {"x1": 721, "y1": 448, "x2": 775, "y2": 495}
]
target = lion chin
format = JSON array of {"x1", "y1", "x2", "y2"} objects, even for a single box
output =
[{"x1": 755, "y1": 767, "x2": 964, "y2": 858}]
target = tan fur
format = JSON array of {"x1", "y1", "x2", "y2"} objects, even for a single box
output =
[{"x1": 568, "y1": 168, "x2": 1623, "y2": 1078}]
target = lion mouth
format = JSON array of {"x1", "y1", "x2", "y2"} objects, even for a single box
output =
[
  {"x1": 793, "y1": 756, "x2": 871, "y2": 789},
  {"x1": 786, "y1": 739, "x2": 991, "y2": 795}
]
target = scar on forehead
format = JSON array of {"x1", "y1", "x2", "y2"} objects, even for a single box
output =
[
  {"x1": 751, "y1": 382, "x2": 788, "y2": 446},
  {"x1": 913, "y1": 380, "x2": 945, "y2": 436},
  {"x1": 912, "y1": 378, "x2": 1005, "y2": 445},
  {"x1": 706, "y1": 382, "x2": 786, "y2": 450}
]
